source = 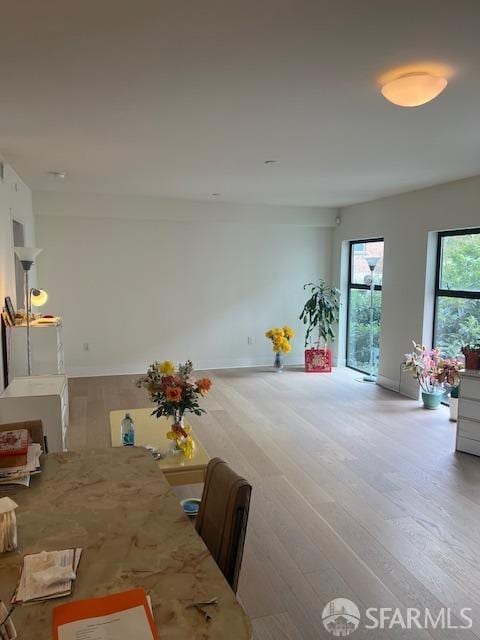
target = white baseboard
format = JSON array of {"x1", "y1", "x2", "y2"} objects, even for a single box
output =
[{"x1": 66, "y1": 358, "x2": 305, "y2": 378}]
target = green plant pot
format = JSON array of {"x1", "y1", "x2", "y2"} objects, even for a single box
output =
[{"x1": 421, "y1": 390, "x2": 444, "y2": 410}]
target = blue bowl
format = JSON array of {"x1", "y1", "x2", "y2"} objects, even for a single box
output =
[{"x1": 180, "y1": 498, "x2": 201, "y2": 516}]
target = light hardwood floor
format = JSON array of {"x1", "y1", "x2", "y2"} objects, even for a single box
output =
[{"x1": 69, "y1": 367, "x2": 480, "y2": 639}]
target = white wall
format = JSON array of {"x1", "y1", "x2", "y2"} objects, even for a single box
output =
[
  {"x1": 35, "y1": 192, "x2": 335, "y2": 376},
  {"x1": 0, "y1": 159, "x2": 35, "y2": 390},
  {"x1": 332, "y1": 175, "x2": 480, "y2": 396}
]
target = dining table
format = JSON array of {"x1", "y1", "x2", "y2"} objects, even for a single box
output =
[
  {"x1": 0, "y1": 447, "x2": 252, "y2": 639},
  {"x1": 109, "y1": 408, "x2": 210, "y2": 486}
]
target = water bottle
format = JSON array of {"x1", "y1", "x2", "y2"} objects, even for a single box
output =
[{"x1": 121, "y1": 413, "x2": 135, "y2": 446}]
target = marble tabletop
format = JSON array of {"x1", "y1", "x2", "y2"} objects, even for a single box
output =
[{"x1": 0, "y1": 448, "x2": 252, "y2": 639}]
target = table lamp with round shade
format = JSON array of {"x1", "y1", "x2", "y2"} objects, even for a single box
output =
[
  {"x1": 30, "y1": 289, "x2": 48, "y2": 308},
  {"x1": 13, "y1": 247, "x2": 43, "y2": 376}
]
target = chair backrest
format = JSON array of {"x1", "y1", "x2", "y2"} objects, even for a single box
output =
[
  {"x1": 0, "y1": 420, "x2": 45, "y2": 453},
  {"x1": 196, "y1": 457, "x2": 251, "y2": 593}
]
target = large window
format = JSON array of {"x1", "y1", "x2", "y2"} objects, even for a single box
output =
[
  {"x1": 434, "y1": 229, "x2": 480, "y2": 356},
  {"x1": 347, "y1": 238, "x2": 384, "y2": 373}
]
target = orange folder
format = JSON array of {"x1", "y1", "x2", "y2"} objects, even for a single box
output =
[{"x1": 53, "y1": 588, "x2": 159, "y2": 639}]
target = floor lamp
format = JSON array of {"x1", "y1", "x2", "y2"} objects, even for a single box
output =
[
  {"x1": 14, "y1": 247, "x2": 43, "y2": 376},
  {"x1": 363, "y1": 256, "x2": 380, "y2": 382}
]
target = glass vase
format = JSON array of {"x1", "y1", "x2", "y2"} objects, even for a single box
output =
[
  {"x1": 170, "y1": 412, "x2": 186, "y2": 454},
  {"x1": 274, "y1": 352, "x2": 283, "y2": 372}
]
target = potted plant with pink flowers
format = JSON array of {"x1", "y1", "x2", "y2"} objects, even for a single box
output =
[
  {"x1": 404, "y1": 342, "x2": 445, "y2": 410},
  {"x1": 404, "y1": 341, "x2": 463, "y2": 411}
]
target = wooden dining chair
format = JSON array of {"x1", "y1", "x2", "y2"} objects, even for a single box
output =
[{"x1": 195, "y1": 457, "x2": 252, "y2": 593}]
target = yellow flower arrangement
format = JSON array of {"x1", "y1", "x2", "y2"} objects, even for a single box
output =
[{"x1": 265, "y1": 325, "x2": 295, "y2": 354}]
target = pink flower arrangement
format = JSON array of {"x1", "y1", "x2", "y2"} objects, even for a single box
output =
[{"x1": 404, "y1": 341, "x2": 463, "y2": 393}]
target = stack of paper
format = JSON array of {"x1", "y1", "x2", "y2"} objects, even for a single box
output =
[
  {"x1": 12, "y1": 549, "x2": 82, "y2": 605},
  {"x1": 53, "y1": 589, "x2": 159, "y2": 640},
  {"x1": 0, "y1": 430, "x2": 42, "y2": 487}
]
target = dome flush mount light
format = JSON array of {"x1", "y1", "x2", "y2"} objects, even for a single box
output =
[
  {"x1": 379, "y1": 63, "x2": 451, "y2": 108},
  {"x1": 381, "y1": 72, "x2": 447, "y2": 107}
]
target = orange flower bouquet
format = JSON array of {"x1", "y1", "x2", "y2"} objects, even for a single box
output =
[{"x1": 136, "y1": 360, "x2": 212, "y2": 456}]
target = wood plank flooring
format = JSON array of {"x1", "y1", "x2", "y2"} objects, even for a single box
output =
[{"x1": 68, "y1": 366, "x2": 480, "y2": 639}]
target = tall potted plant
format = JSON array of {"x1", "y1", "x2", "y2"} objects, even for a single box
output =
[{"x1": 300, "y1": 280, "x2": 340, "y2": 373}]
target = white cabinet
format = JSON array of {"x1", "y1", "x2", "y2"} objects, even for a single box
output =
[
  {"x1": 7, "y1": 319, "x2": 64, "y2": 380},
  {"x1": 0, "y1": 375, "x2": 69, "y2": 453},
  {"x1": 456, "y1": 370, "x2": 480, "y2": 456}
]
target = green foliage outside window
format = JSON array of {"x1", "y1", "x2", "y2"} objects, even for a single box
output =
[
  {"x1": 436, "y1": 232, "x2": 480, "y2": 357},
  {"x1": 440, "y1": 233, "x2": 480, "y2": 291},
  {"x1": 347, "y1": 290, "x2": 382, "y2": 372}
]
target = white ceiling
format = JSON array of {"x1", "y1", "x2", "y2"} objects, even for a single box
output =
[{"x1": 1, "y1": 0, "x2": 480, "y2": 207}]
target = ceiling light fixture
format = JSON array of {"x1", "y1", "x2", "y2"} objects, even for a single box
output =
[
  {"x1": 211, "y1": 193, "x2": 221, "y2": 197},
  {"x1": 381, "y1": 71, "x2": 447, "y2": 107},
  {"x1": 49, "y1": 171, "x2": 66, "y2": 179},
  {"x1": 264, "y1": 160, "x2": 278, "y2": 165}
]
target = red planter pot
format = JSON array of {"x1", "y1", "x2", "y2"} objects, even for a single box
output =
[
  {"x1": 464, "y1": 351, "x2": 480, "y2": 370},
  {"x1": 305, "y1": 348, "x2": 332, "y2": 373}
]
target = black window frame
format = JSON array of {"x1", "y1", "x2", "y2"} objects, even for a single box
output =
[
  {"x1": 433, "y1": 227, "x2": 480, "y2": 349},
  {"x1": 346, "y1": 237, "x2": 384, "y2": 374}
]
